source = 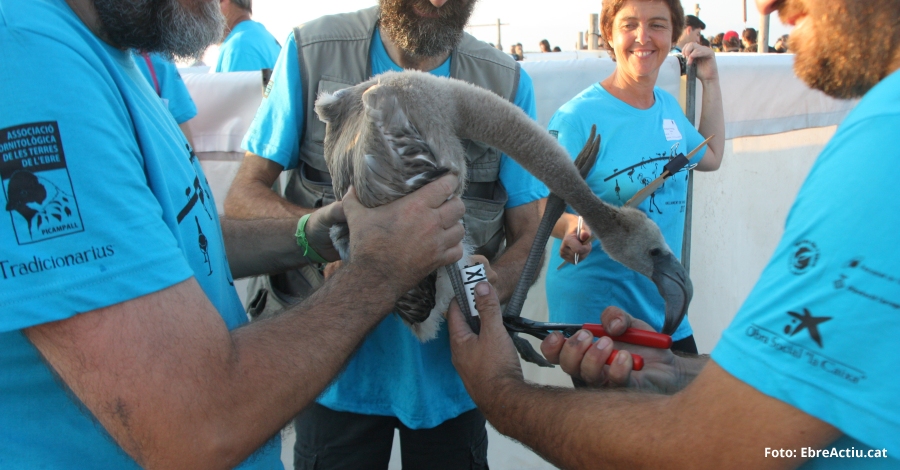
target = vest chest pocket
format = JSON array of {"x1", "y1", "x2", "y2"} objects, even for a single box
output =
[
  {"x1": 462, "y1": 182, "x2": 508, "y2": 260},
  {"x1": 464, "y1": 140, "x2": 501, "y2": 183},
  {"x1": 284, "y1": 161, "x2": 336, "y2": 209},
  {"x1": 302, "y1": 78, "x2": 356, "y2": 172}
]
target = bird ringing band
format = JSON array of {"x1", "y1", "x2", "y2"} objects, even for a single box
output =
[
  {"x1": 295, "y1": 214, "x2": 328, "y2": 264},
  {"x1": 462, "y1": 263, "x2": 488, "y2": 316}
]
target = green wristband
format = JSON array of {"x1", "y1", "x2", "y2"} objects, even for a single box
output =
[{"x1": 295, "y1": 214, "x2": 329, "y2": 264}]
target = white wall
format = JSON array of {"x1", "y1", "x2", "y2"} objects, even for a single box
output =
[{"x1": 688, "y1": 126, "x2": 833, "y2": 352}]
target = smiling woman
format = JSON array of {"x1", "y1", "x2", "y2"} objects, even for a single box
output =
[{"x1": 544, "y1": 0, "x2": 725, "y2": 352}]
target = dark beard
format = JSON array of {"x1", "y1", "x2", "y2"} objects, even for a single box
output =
[
  {"x1": 782, "y1": 0, "x2": 899, "y2": 99},
  {"x1": 379, "y1": 0, "x2": 476, "y2": 60},
  {"x1": 92, "y1": 0, "x2": 224, "y2": 61}
]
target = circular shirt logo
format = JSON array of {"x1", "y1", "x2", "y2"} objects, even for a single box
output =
[{"x1": 789, "y1": 240, "x2": 819, "y2": 275}]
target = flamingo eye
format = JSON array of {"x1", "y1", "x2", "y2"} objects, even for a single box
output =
[{"x1": 649, "y1": 248, "x2": 662, "y2": 257}]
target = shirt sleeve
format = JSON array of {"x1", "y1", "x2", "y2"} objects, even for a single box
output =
[
  {"x1": 0, "y1": 37, "x2": 194, "y2": 331},
  {"x1": 711, "y1": 117, "x2": 900, "y2": 455},
  {"x1": 154, "y1": 54, "x2": 197, "y2": 124},
  {"x1": 500, "y1": 68, "x2": 549, "y2": 208},
  {"x1": 241, "y1": 33, "x2": 303, "y2": 170},
  {"x1": 546, "y1": 105, "x2": 588, "y2": 214}
]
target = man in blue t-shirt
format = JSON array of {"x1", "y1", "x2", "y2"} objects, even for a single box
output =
[
  {"x1": 133, "y1": 51, "x2": 198, "y2": 145},
  {"x1": 0, "y1": 0, "x2": 465, "y2": 468},
  {"x1": 223, "y1": 0, "x2": 547, "y2": 467},
  {"x1": 215, "y1": 0, "x2": 281, "y2": 73},
  {"x1": 448, "y1": 0, "x2": 900, "y2": 468}
]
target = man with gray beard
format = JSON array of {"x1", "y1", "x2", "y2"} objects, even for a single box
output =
[
  {"x1": 0, "y1": 0, "x2": 466, "y2": 467},
  {"x1": 448, "y1": 0, "x2": 900, "y2": 468},
  {"x1": 224, "y1": 0, "x2": 547, "y2": 467}
]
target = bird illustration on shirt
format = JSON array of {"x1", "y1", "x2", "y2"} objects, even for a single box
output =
[{"x1": 4, "y1": 170, "x2": 78, "y2": 239}]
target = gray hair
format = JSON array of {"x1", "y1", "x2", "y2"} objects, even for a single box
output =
[{"x1": 231, "y1": 0, "x2": 252, "y2": 13}]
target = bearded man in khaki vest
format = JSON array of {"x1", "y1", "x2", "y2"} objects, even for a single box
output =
[{"x1": 224, "y1": 0, "x2": 548, "y2": 467}]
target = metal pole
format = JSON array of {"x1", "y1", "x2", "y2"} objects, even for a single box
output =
[
  {"x1": 681, "y1": 63, "x2": 697, "y2": 273},
  {"x1": 466, "y1": 21, "x2": 508, "y2": 50},
  {"x1": 758, "y1": 13, "x2": 770, "y2": 53},
  {"x1": 576, "y1": 31, "x2": 585, "y2": 50},
  {"x1": 588, "y1": 14, "x2": 599, "y2": 50}
]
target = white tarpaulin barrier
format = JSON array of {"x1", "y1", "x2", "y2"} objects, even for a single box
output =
[
  {"x1": 183, "y1": 54, "x2": 855, "y2": 159},
  {"x1": 710, "y1": 54, "x2": 857, "y2": 138}
]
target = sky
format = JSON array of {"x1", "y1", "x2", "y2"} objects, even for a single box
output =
[{"x1": 250, "y1": 0, "x2": 793, "y2": 54}]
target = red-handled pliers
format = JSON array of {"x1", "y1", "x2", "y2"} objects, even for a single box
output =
[{"x1": 502, "y1": 316, "x2": 673, "y2": 371}]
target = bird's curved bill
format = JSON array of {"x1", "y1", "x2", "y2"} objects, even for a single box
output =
[{"x1": 650, "y1": 252, "x2": 693, "y2": 335}]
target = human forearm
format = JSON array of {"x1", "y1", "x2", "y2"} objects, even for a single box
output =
[
  {"x1": 483, "y1": 380, "x2": 672, "y2": 470},
  {"x1": 222, "y1": 217, "x2": 308, "y2": 278},
  {"x1": 27, "y1": 177, "x2": 465, "y2": 469},
  {"x1": 217, "y1": 264, "x2": 400, "y2": 456},
  {"x1": 224, "y1": 153, "x2": 313, "y2": 219},
  {"x1": 450, "y1": 290, "x2": 674, "y2": 470},
  {"x1": 490, "y1": 200, "x2": 544, "y2": 302},
  {"x1": 31, "y1": 268, "x2": 396, "y2": 469},
  {"x1": 178, "y1": 266, "x2": 400, "y2": 466},
  {"x1": 222, "y1": 200, "x2": 344, "y2": 279},
  {"x1": 695, "y1": 76, "x2": 726, "y2": 171},
  {"x1": 681, "y1": 44, "x2": 725, "y2": 172},
  {"x1": 673, "y1": 352, "x2": 709, "y2": 391},
  {"x1": 551, "y1": 213, "x2": 579, "y2": 239},
  {"x1": 453, "y1": 280, "x2": 841, "y2": 470}
]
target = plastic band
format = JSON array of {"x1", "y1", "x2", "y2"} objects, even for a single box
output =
[
  {"x1": 295, "y1": 214, "x2": 328, "y2": 264},
  {"x1": 461, "y1": 263, "x2": 487, "y2": 317}
]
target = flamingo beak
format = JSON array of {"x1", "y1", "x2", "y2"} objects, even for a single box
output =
[{"x1": 650, "y1": 252, "x2": 693, "y2": 335}]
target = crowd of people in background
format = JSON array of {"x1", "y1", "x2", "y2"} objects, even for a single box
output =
[{"x1": 506, "y1": 14, "x2": 790, "y2": 58}]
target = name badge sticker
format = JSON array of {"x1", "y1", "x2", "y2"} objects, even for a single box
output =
[{"x1": 663, "y1": 119, "x2": 683, "y2": 141}]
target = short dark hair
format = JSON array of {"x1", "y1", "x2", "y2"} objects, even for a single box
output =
[
  {"x1": 601, "y1": 0, "x2": 685, "y2": 61},
  {"x1": 742, "y1": 27, "x2": 757, "y2": 43},
  {"x1": 685, "y1": 14, "x2": 705, "y2": 31}
]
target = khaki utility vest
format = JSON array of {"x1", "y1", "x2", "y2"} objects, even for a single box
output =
[{"x1": 287, "y1": 6, "x2": 521, "y2": 260}]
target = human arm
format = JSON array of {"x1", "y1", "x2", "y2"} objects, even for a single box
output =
[
  {"x1": 149, "y1": 52, "x2": 197, "y2": 149},
  {"x1": 551, "y1": 212, "x2": 593, "y2": 265},
  {"x1": 224, "y1": 35, "x2": 308, "y2": 219},
  {"x1": 26, "y1": 175, "x2": 466, "y2": 469},
  {"x1": 682, "y1": 42, "x2": 725, "y2": 171},
  {"x1": 486, "y1": 198, "x2": 545, "y2": 302},
  {"x1": 224, "y1": 152, "x2": 312, "y2": 219},
  {"x1": 448, "y1": 282, "x2": 840, "y2": 470},
  {"x1": 482, "y1": 69, "x2": 550, "y2": 301},
  {"x1": 222, "y1": 199, "x2": 345, "y2": 279},
  {"x1": 540, "y1": 305, "x2": 705, "y2": 393}
]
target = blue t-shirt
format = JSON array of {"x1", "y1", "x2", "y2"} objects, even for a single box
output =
[
  {"x1": 215, "y1": 20, "x2": 281, "y2": 73},
  {"x1": 243, "y1": 29, "x2": 548, "y2": 428},
  {"x1": 0, "y1": 1, "x2": 281, "y2": 467},
  {"x1": 712, "y1": 70, "x2": 900, "y2": 467},
  {"x1": 132, "y1": 51, "x2": 198, "y2": 124},
  {"x1": 544, "y1": 84, "x2": 706, "y2": 341}
]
